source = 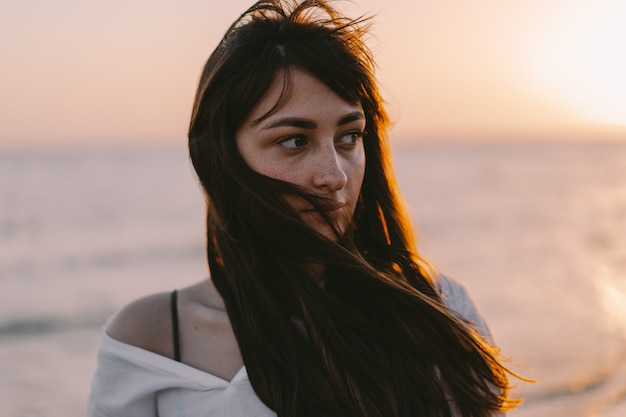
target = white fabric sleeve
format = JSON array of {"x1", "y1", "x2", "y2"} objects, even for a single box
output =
[
  {"x1": 437, "y1": 274, "x2": 494, "y2": 343},
  {"x1": 437, "y1": 275, "x2": 505, "y2": 416},
  {"x1": 88, "y1": 335, "x2": 159, "y2": 417}
]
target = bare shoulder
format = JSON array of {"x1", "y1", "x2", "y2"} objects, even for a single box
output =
[
  {"x1": 106, "y1": 291, "x2": 174, "y2": 358},
  {"x1": 106, "y1": 279, "x2": 242, "y2": 376}
]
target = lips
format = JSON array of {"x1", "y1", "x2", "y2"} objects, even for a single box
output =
[
  {"x1": 300, "y1": 201, "x2": 346, "y2": 214},
  {"x1": 296, "y1": 200, "x2": 353, "y2": 239}
]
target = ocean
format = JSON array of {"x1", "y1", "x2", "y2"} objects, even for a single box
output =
[{"x1": 1, "y1": 141, "x2": 625, "y2": 416}]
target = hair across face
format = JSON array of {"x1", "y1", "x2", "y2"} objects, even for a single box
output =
[
  {"x1": 188, "y1": 0, "x2": 388, "y2": 236},
  {"x1": 235, "y1": 68, "x2": 367, "y2": 242}
]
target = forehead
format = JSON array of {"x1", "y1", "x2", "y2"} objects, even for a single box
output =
[{"x1": 246, "y1": 68, "x2": 362, "y2": 126}]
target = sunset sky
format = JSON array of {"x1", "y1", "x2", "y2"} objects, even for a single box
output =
[{"x1": 1, "y1": 0, "x2": 625, "y2": 149}]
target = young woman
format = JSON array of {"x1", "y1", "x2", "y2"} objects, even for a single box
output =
[{"x1": 89, "y1": 1, "x2": 521, "y2": 416}]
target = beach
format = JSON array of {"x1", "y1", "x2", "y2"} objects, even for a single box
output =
[{"x1": 1, "y1": 141, "x2": 625, "y2": 416}]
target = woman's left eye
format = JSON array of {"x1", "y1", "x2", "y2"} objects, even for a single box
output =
[
  {"x1": 278, "y1": 135, "x2": 308, "y2": 150},
  {"x1": 337, "y1": 131, "x2": 364, "y2": 147}
]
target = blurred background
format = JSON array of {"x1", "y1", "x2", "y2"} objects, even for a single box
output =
[{"x1": 1, "y1": 0, "x2": 625, "y2": 416}]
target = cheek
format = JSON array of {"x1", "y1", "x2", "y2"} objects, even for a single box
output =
[
  {"x1": 265, "y1": 165, "x2": 307, "y2": 187},
  {"x1": 283, "y1": 194, "x2": 308, "y2": 213},
  {"x1": 238, "y1": 148, "x2": 298, "y2": 183},
  {"x1": 238, "y1": 148, "x2": 268, "y2": 176},
  {"x1": 350, "y1": 152, "x2": 366, "y2": 190}
]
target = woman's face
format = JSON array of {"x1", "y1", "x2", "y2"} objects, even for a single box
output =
[{"x1": 236, "y1": 69, "x2": 366, "y2": 241}]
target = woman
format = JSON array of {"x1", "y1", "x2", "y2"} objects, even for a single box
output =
[{"x1": 89, "y1": 1, "x2": 521, "y2": 416}]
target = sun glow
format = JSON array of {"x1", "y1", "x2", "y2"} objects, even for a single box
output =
[
  {"x1": 594, "y1": 265, "x2": 626, "y2": 338},
  {"x1": 528, "y1": 0, "x2": 626, "y2": 126}
]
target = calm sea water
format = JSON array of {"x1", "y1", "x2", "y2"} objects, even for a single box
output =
[{"x1": 1, "y1": 141, "x2": 625, "y2": 417}]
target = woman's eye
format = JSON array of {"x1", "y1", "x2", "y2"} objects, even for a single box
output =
[
  {"x1": 278, "y1": 135, "x2": 308, "y2": 150},
  {"x1": 337, "y1": 131, "x2": 364, "y2": 147}
]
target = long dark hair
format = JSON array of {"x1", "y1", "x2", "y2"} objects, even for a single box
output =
[{"x1": 188, "y1": 1, "x2": 520, "y2": 416}]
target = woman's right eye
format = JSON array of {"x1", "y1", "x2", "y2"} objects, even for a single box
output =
[{"x1": 277, "y1": 135, "x2": 308, "y2": 150}]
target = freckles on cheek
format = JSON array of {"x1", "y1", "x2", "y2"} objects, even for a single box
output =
[
  {"x1": 253, "y1": 158, "x2": 302, "y2": 184},
  {"x1": 256, "y1": 163, "x2": 284, "y2": 180},
  {"x1": 244, "y1": 154, "x2": 276, "y2": 178}
]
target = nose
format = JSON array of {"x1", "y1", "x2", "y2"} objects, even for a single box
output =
[{"x1": 311, "y1": 145, "x2": 348, "y2": 192}]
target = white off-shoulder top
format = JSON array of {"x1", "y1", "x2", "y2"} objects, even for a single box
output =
[{"x1": 89, "y1": 275, "x2": 493, "y2": 417}]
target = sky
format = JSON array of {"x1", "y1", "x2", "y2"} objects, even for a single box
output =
[{"x1": 1, "y1": 0, "x2": 625, "y2": 149}]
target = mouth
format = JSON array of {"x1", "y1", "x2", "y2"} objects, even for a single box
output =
[
  {"x1": 297, "y1": 201, "x2": 351, "y2": 238},
  {"x1": 300, "y1": 201, "x2": 346, "y2": 214}
]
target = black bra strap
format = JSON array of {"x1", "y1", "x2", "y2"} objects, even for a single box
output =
[{"x1": 170, "y1": 290, "x2": 181, "y2": 362}]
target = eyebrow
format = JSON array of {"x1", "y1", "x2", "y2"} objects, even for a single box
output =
[{"x1": 261, "y1": 111, "x2": 364, "y2": 130}]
